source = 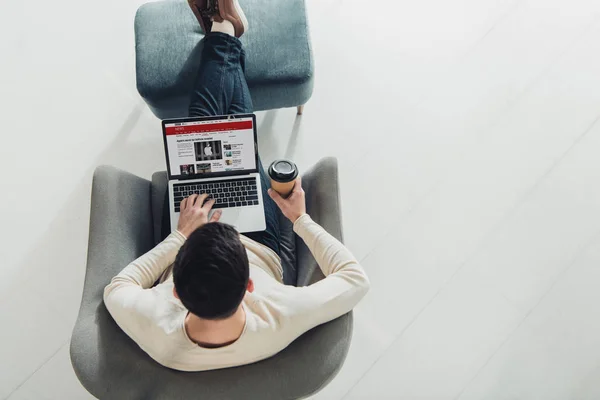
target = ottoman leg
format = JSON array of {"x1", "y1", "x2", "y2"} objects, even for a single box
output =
[{"x1": 297, "y1": 105, "x2": 305, "y2": 115}]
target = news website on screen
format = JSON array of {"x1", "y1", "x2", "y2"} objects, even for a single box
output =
[{"x1": 164, "y1": 117, "x2": 256, "y2": 177}]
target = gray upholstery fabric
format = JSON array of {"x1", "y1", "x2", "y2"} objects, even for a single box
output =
[
  {"x1": 135, "y1": 0, "x2": 314, "y2": 119},
  {"x1": 71, "y1": 158, "x2": 352, "y2": 400},
  {"x1": 151, "y1": 171, "x2": 169, "y2": 245}
]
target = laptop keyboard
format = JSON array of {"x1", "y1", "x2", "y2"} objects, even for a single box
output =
[{"x1": 173, "y1": 177, "x2": 259, "y2": 213}]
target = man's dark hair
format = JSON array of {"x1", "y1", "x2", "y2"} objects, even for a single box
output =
[{"x1": 173, "y1": 223, "x2": 249, "y2": 320}]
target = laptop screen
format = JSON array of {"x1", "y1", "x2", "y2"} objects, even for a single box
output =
[{"x1": 163, "y1": 116, "x2": 257, "y2": 178}]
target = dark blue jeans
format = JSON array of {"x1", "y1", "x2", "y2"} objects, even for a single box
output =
[{"x1": 188, "y1": 32, "x2": 281, "y2": 257}]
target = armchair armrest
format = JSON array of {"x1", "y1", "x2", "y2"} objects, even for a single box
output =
[
  {"x1": 70, "y1": 165, "x2": 154, "y2": 397},
  {"x1": 296, "y1": 157, "x2": 344, "y2": 286}
]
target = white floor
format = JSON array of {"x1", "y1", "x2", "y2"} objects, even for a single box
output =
[{"x1": 2, "y1": 0, "x2": 600, "y2": 398}]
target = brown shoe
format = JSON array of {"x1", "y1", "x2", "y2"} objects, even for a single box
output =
[
  {"x1": 187, "y1": 0, "x2": 217, "y2": 34},
  {"x1": 213, "y1": 0, "x2": 249, "y2": 38}
]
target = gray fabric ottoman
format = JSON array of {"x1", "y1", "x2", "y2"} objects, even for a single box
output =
[
  {"x1": 70, "y1": 158, "x2": 352, "y2": 400},
  {"x1": 135, "y1": 0, "x2": 314, "y2": 120}
]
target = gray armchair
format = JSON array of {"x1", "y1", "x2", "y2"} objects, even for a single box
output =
[{"x1": 70, "y1": 157, "x2": 352, "y2": 399}]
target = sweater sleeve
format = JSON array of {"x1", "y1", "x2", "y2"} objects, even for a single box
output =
[
  {"x1": 282, "y1": 214, "x2": 370, "y2": 336},
  {"x1": 104, "y1": 230, "x2": 187, "y2": 293},
  {"x1": 103, "y1": 231, "x2": 187, "y2": 343}
]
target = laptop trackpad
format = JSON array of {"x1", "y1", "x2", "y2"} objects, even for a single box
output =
[
  {"x1": 172, "y1": 207, "x2": 263, "y2": 234},
  {"x1": 215, "y1": 208, "x2": 241, "y2": 228}
]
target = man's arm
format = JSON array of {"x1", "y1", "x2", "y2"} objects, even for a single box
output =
[
  {"x1": 103, "y1": 231, "x2": 186, "y2": 296},
  {"x1": 103, "y1": 194, "x2": 223, "y2": 340},
  {"x1": 287, "y1": 214, "x2": 369, "y2": 329},
  {"x1": 268, "y1": 179, "x2": 370, "y2": 336},
  {"x1": 102, "y1": 231, "x2": 187, "y2": 352}
]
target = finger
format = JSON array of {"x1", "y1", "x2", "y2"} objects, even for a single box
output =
[
  {"x1": 209, "y1": 209, "x2": 223, "y2": 222},
  {"x1": 202, "y1": 197, "x2": 216, "y2": 211},
  {"x1": 180, "y1": 197, "x2": 188, "y2": 211},
  {"x1": 188, "y1": 194, "x2": 199, "y2": 206},
  {"x1": 268, "y1": 188, "x2": 284, "y2": 207},
  {"x1": 293, "y1": 177, "x2": 303, "y2": 192},
  {"x1": 196, "y1": 193, "x2": 209, "y2": 207}
]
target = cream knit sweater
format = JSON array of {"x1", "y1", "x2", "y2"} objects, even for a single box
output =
[{"x1": 104, "y1": 214, "x2": 369, "y2": 371}]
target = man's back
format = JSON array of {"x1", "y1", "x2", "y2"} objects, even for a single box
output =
[{"x1": 104, "y1": 215, "x2": 369, "y2": 372}]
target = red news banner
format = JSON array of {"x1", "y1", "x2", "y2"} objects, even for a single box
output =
[{"x1": 165, "y1": 120, "x2": 253, "y2": 135}]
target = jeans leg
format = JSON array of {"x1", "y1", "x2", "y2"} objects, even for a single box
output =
[
  {"x1": 189, "y1": 32, "x2": 244, "y2": 117},
  {"x1": 227, "y1": 47, "x2": 254, "y2": 114},
  {"x1": 244, "y1": 158, "x2": 281, "y2": 256},
  {"x1": 186, "y1": 33, "x2": 281, "y2": 257}
]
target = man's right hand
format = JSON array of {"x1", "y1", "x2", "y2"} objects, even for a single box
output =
[
  {"x1": 268, "y1": 178, "x2": 306, "y2": 223},
  {"x1": 177, "y1": 194, "x2": 222, "y2": 237}
]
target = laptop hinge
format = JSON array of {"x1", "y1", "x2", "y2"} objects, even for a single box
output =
[{"x1": 178, "y1": 175, "x2": 200, "y2": 181}]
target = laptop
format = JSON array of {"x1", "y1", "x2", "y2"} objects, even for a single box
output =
[{"x1": 162, "y1": 114, "x2": 266, "y2": 233}]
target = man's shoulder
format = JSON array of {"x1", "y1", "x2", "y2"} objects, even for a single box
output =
[{"x1": 107, "y1": 283, "x2": 187, "y2": 335}]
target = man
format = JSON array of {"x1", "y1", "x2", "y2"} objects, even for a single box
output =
[{"x1": 103, "y1": 0, "x2": 369, "y2": 371}]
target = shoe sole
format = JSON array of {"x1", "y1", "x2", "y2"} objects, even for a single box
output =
[{"x1": 217, "y1": 0, "x2": 248, "y2": 38}]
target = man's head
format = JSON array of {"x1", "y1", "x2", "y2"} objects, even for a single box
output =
[{"x1": 173, "y1": 223, "x2": 250, "y2": 320}]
